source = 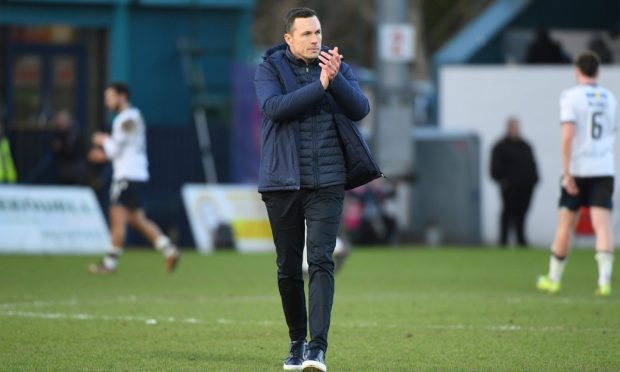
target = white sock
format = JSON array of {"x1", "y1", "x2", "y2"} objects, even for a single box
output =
[
  {"x1": 154, "y1": 235, "x2": 177, "y2": 257},
  {"x1": 595, "y1": 251, "x2": 614, "y2": 287},
  {"x1": 154, "y1": 235, "x2": 171, "y2": 251},
  {"x1": 548, "y1": 254, "x2": 567, "y2": 283},
  {"x1": 103, "y1": 247, "x2": 123, "y2": 270},
  {"x1": 163, "y1": 245, "x2": 178, "y2": 258}
]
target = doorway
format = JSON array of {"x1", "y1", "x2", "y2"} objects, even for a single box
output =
[{"x1": 1, "y1": 25, "x2": 105, "y2": 183}]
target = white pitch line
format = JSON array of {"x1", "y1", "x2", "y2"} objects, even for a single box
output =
[
  {"x1": 426, "y1": 324, "x2": 566, "y2": 332},
  {"x1": 0, "y1": 310, "x2": 577, "y2": 333},
  {"x1": 0, "y1": 299, "x2": 79, "y2": 309},
  {"x1": 0, "y1": 310, "x2": 204, "y2": 324},
  {"x1": 0, "y1": 295, "x2": 280, "y2": 312}
]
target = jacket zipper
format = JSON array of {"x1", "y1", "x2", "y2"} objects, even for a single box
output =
[
  {"x1": 313, "y1": 115, "x2": 319, "y2": 188},
  {"x1": 306, "y1": 63, "x2": 319, "y2": 188}
]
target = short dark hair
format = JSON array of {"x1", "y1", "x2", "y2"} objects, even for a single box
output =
[
  {"x1": 575, "y1": 52, "x2": 600, "y2": 77},
  {"x1": 284, "y1": 7, "x2": 318, "y2": 34},
  {"x1": 106, "y1": 82, "x2": 130, "y2": 99}
]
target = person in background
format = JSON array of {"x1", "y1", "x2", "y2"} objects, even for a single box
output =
[
  {"x1": 0, "y1": 121, "x2": 17, "y2": 184},
  {"x1": 51, "y1": 110, "x2": 87, "y2": 185},
  {"x1": 588, "y1": 33, "x2": 613, "y2": 64},
  {"x1": 537, "y1": 52, "x2": 617, "y2": 296},
  {"x1": 490, "y1": 117, "x2": 539, "y2": 247},
  {"x1": 87, "y1": 82, "x2": 179, "y2": 274},
  {"x1": 526, "y1": 27, "x2": 566, "y2": 64}
]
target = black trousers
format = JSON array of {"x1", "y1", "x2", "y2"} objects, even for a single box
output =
[
  {"x1": 261, "y1": 185, "x2": 344, "y2": 352},
  {"x1": 500, "y1": 183, "x2": 534, "y2": 246}
]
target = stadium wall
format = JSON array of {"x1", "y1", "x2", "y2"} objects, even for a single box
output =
[{"x1": 440, "y1": 66, "x2": 620, "y2": 247}]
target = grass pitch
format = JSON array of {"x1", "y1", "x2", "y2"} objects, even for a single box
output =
[{"x1": 1, "y1": 247, "x2": 619, "y2": 371}]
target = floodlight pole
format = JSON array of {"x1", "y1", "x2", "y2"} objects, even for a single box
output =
[{"x1": 375, "y1": 0, "x2": 416, "y2": 238}]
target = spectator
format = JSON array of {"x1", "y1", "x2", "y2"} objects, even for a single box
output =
[
  {"x1": 51, "y1": 110, "x2": 87, "y2": 185},
  {"x1": 526, "y1": 27, "x2": 566, "y2": 64},
  {"x1": 588, "y1": 33, "x2": 613, "y2": 64},
  {"x1": 0, "y1": 121, "x2": 17, "y2": 183},
  {"x1": 490, "y1": 117, "x2": 539, "y2": 247}
]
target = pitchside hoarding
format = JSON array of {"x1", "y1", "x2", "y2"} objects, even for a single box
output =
[
  {"x1": 182, "y1": 184, "x2": 274, "y2": 254},
  {"x1": 0, "y1": 185, "x2": 109, "y2": 254}
]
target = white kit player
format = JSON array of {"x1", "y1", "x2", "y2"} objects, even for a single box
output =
[
  {"x1": 537, "y1": 52, "x2": 617, "y2": 296},
  {"x1": 87, "y1": 83, "x2": 179, "y2": 274}
]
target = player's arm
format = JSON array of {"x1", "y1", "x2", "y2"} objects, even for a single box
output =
[
  {"x1": 561, "y1": 122, "x2": 579, "y2": 195},
  {"x1": 559, "y1": 91, "x2": 578, "y2": 195},
  {"x1": 106, "y1": 120, "x2": 137, "y2": 158},
  {"x1": 90, "y1": 120, "x2": 135, "y2": 161},
  {"x1": 490, "y1": 144, "x2": 504, "y2": 183}
]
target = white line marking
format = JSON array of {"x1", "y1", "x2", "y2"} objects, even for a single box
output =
[
  {"x1": 0, "y1": 299, "x2": 78, "y2": 309},
  {"x1": 426, "y1": 324, "x2": 566, "y2": 332},
  {"x1": 0, "y1": 310, "x2": 206, "y2": 324},
  {"x1": 0, "y1": 295, "x2": 281, "y2": 310},
  {"x1": 0, "y1": 310, "x2": 577, "y2": 333}
]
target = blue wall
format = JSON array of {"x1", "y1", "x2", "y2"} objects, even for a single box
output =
[
  {"x1": 0, "y1": 0, "x2": 255, "y2": 127},
  {"x1": 128, "y1": 7, "x2": 246, "y2": 126}
]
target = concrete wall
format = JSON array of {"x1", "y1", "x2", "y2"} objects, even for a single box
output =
[{"x1": 440, "y1": 65, "x2": 620, "y2": 247}]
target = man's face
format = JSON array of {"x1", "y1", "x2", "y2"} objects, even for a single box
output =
[
  {"x1": 284, "y1": 16, "x2": 322, "y2": 63},
  {"x1": 507, "y1": 120, "x2": 520, "y2": 139},
  {"x1": 104, "y1": 88, "x2": 123, "y2": 112},
  {"x1": 54, "y1": 111, "x2": 72, "y2": 131}
]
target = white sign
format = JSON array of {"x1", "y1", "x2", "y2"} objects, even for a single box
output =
[
  {"x1": 0, "y1": 185, "x2": 110, "y2": 254},
  {"x1": 379, "y1": 23, "x2": 415, "y2": 62},
  {"x1": 182, "y1": 184, "x2": 274, "y2": 254}
]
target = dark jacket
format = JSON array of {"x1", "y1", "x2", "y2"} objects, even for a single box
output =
[
  {"x1": 52, "y1": 124, "x2": 87, "y2": 185},
  {"x1": 490, "y1": 137, "x2": 539, "y2": 187},
  {"x1": 254, "y1": 43, "x2": 381, "y2": 192},
  {"x1": 285, "y1": 48, "x2": 346, "y2": 189}
]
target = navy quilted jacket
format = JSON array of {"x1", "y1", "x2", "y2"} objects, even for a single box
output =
[{"x1": 254, "y1": 43, "x2": 381, "y2": 192}]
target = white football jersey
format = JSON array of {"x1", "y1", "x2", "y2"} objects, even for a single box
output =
[
  {"x1": 560, "y1": 84, "x2": 618, "y2": 177},
  {"x1": 103, "y1": 106, "x2": 149, "y2": 181}
]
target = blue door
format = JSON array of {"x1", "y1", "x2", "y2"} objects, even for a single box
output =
[{"x1": 6, "y1": 44, "x2": 86, "y2": 183}]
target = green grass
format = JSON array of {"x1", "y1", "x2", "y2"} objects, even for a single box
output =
[{"x1": 1, "y1": 247, "x2": 619, "y2": 371}]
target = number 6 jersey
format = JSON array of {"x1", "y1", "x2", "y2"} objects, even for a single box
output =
[{"x1": 560, "y1": 84, "x2": 618, "y2": 177}]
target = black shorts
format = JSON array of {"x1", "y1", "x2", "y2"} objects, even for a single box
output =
[
  {"x1": 558, "y1": 176, "x2": 614, "y2": 211},
  {"x1": 109, "y1": 180, "x2": 146, "y2": 210}
]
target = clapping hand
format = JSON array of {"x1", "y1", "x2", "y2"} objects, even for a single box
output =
[{"x1": 319, "y1": 47, "x2": 342, "y2": 89}]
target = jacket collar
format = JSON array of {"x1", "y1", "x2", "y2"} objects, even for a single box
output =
[
  {"x1": 263, "y1": 43, "x2": 287, "y2": 60},
  {"x1": 263, "y1": 42, "x2": 330, "y2": 67}
]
